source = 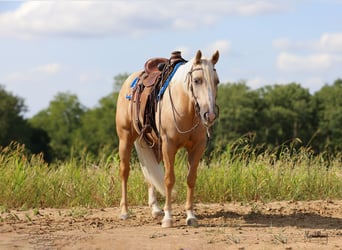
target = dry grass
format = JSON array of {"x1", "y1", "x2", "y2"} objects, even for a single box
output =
[{"x1": 0, "y1": 142, "x2": 341, "y2": 209}]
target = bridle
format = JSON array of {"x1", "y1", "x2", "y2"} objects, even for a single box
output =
[
  {"x1": 167, "y1": 65, "x2": 218, "y2": 135},
  {"x1": 187, "y1": 67, "x2": 203, "y2": 117},
  {"x1": 168, "y1": 84, "x2": 200, "y2": 134}
]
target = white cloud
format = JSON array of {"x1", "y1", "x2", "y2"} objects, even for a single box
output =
[
  {"x1": 173, "y1": 40, "x2": 231, "y2": 60},
  {"x1": 236, "y1": 1, "x2": 287, "y2": 15},
  {"x1": 276, "y1": 53, "x2": 333, "y2": 72},
  {"x1": 274, "y1": 33, "x2": 342, "y2": 73},
  {"x1": 0, "y1": 1, "x2": 289, "y2": 39},
  {"x1": 31, "y1": 63, "x2": 61, "y2": 74},
  {"x1": 318, "y1": 33, "x2": 342, "y2": 52},
  {"x1": 206, "y1": 40, "x2": 231, "y2": 55},
  {"x1": 79, "y1": 71, "x2": 107, "y2": 84},
  {"x1": 272, "y1": 38, "x2": 310, "y2": 50},
  {"x1": 272, "y1": 38, "x2": 291, "y2": 50},
  {"x1": 5, "y1": 63, "x2": 61, "y2": 82},
  {"x1": 273, "y1": 33, "x2": 342, "y2": 53}
]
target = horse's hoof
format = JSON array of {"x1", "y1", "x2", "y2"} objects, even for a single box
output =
[
  {"x1": 120, "y1": 213, "x2": 129, "y2": 220},
  {"x1": 161, "y1": 219, "x2": 173, "y2": 228},
  {"x1": 152, "y1": 209, "x2": 164, "y2": 218},
  {"x1": 186, "y1": 217, "x2": 199, "y2": 228}
]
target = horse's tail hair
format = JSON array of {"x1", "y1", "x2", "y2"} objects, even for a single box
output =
[{"x1": 134, "y1": 141, "x2": 165, "y2": 196}]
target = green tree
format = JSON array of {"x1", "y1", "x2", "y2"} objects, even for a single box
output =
[
  {"x1": 74, "y1": 92, "x2": 119, "y2": 158},
  {"x1": 313, "y1": 79, "x2": 342, "y2": 152},
  {"x1": 210, "y1": 82, "x2": 261, "y2": 152},
  {"x1": 74, "y1": 73, "x2": 127, "y2": 157},
  {"x1": 28, "y1": 127, "x2": 52, "y2": 162},
  {"x1": 0, "y1": 85, "x2": 28, "y2": 146},
  {"x1": 257, "y1": 83, "x2": 314, "y2": 147},
  {"x1": 29, "y1": 92, "x2": 86, "y2": 160},
  {"x1": 0, "y1": 85, "x2": 51, "y2": 159}
]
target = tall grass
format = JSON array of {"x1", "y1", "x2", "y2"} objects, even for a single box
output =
[
  {"x1": 0, "y1": 142, "x2": 341, "y2": 209},
  {"x1": 195, "y1": 146, "x2": 342, "y2": 202}
]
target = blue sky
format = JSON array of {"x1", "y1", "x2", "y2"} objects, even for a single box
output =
[{"x1": 1, "y1": 0, "x2": 342, "y2": 117}]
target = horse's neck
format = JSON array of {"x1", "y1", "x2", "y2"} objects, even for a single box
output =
[
  {"x1": 172, "y1": 62, "x2": 190, "y2": 91},
  {"x1": 169, "y1": 63, "x2": 195, "y2": 114}
]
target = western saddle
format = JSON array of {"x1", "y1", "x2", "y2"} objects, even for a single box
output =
[{"x1": 129, "y1": 51, "x2": 187, "y2": 146}]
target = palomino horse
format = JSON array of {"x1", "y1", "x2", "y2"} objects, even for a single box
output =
[{"x1": 116, "y1": 50, "x2": 220, "y2": 228}]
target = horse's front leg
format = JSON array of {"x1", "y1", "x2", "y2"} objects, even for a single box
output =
[
  {"x1": 161, "y1": 146, "x2": 176, "y2": 228},
  {"x1": 185, "y1": 146, "x2": 205, "y2": 227},
  {"x1": 185, "y1": 167, "x2": 199, "y2": 227}
]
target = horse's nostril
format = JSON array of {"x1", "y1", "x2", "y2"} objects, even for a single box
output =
[
  {"x1": 204, "y1": 112, "x2": 216, "y2": 122},
  {"x1": 204, "y1": 112, "x2": 209, "y2": 121}
]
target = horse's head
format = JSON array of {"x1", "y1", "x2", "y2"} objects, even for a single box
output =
[{"x1": 187, "y1": 50, "x2": 220, "y2": 127}]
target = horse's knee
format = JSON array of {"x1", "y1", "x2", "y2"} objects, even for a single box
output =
[
  {"x1": 164, "y1": 172, "x2": 175, "y2": 188},
  {"x1": 187, "y1": 179, "x2": 196, "y2": 188},
  {"x1": 119, "y1": 153, "x2": 131, "y2": 180},
  {"x1": 187, "y1": 172, "x2": 197, "y2": 188},
  {"x1": 120, "y1": 164, "x2": 130, "y2": 180}
]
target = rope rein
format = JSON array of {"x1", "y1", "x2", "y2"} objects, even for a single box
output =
[
  {"x1": 168, "y1": 84, "x2": 201, "y2": 134},
  {"x1": 157, "y1": 65, "x2": 217, "y2": 138},
  {"x1": 166, "y1": 67, "x2": 205, "y2": 134}
]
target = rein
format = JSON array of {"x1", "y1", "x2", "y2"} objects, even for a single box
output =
[
  {"x1": 187, "y1": 67, "x2": 203, "y2": 116},
  {"x1": 168, "y1": 84, "x2": 200, "y2": 134},
  {"x1": 158, "y1": 64, "x2": 218, "y2": 137},
  {"x1": 166, "y1": 67, "x2": 204, "y2": 135}
]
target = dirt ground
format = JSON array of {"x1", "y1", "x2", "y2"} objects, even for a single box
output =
[{"x1": 0, "y1": 200, "x2": 341, "y2": 250}]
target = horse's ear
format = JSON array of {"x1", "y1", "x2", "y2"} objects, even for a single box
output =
[
  {"x1": 211, "y1": 50, "x2": 219, "y2": 65},
  {"x1": 195, "y1": 50, "x2": 202, "y2": 65}
]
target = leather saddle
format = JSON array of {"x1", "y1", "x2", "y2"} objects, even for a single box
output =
[{"x1": 130, "y1": 51, "x2": 186, "y2": 146}]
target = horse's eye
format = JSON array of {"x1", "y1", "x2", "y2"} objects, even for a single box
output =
[{"x1": 193, "y1": 78, "x2": 202, "y2": 85}]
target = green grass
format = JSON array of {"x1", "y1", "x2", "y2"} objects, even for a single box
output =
[{"x1": 0, "y1": 142, "x2": 341, "y2": 209}]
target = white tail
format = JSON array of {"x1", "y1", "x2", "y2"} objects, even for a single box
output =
[{"x1": 134, "y1": 141, "x2": 165, "y2": 196}]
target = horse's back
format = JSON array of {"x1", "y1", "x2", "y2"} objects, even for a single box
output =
[
  {"x1": 117, "y1": 71, "x2": 142, "y2": 101},
  {"x1": 116, "y1": 71, "x2": 142, "y2": 134}
]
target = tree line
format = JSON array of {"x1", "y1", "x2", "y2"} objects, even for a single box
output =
[{"x1": 0, "y1": 75, "x2": 341, "y2": 162}]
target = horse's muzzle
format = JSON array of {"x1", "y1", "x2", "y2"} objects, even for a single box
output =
[
  {"x1": 202, "y1": 104, "x2": 219, "y2": 127},
  {"x1": 204, "y1": 111, "x2": 216, "y2": 123}
]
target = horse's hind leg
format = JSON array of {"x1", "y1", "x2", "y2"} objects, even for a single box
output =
[
  {"x1": 148, "y1": 184, "x2": 163, "y2": 218},
  {"x1": 118, "y1": 135, "x2": 134, "y2": 220}
]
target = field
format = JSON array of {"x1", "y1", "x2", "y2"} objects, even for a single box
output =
[
  {"x1": 0, "y1": 143, "x2": 342, "y2": 249},
  {"x1": 1, "y1": 201, "x2": 342, "y2": 249}
]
